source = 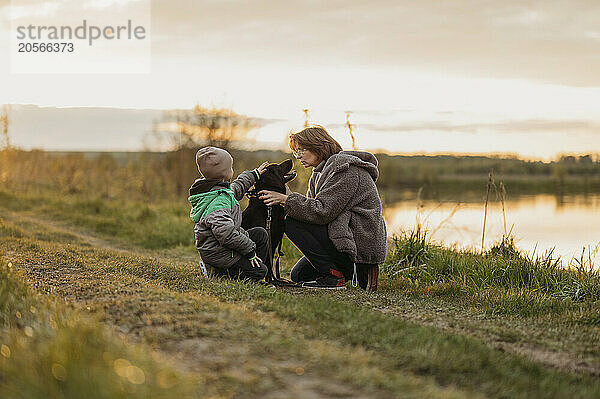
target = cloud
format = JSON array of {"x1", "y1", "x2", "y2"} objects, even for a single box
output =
[
  {"x1": 149, "y1": 0, "x2": 600, "y2": 87},
  {"x1": 1, "y1": 0, "x2": 599, "y2": 112},
  {"x1": 350, "y1": 119, "x2": 600, "y2": 134},
  {"x1": 3, "y1": 0, "x2": 599, "y2": 87}
]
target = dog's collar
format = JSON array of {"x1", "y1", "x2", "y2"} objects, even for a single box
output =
[
  {"x1": 246, "y1": 189, "x2": 261, "y2": 198},
  {"x1": 246, "y1": 188, "x2": 284, "y2": 206}
]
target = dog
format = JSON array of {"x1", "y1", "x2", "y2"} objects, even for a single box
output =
[{"x1": 242, "y1": 159, "x2": 296, "y2": 283}]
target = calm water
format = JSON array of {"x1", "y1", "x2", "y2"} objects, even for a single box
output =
[{"x1": 383, "y1": 192, "x2": 600, "y2": 267}]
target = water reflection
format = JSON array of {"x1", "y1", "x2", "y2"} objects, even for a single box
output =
[{"x1": 383, "y1": 192, "x2": 600, "y2": 267}]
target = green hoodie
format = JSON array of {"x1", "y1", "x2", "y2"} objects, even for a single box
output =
[
  {"x1": 188, "y1": 171, "x2": 258, "y2": 269},
  {"x1": 189, "y1": 188, "x2": 237, "y2": 223}
]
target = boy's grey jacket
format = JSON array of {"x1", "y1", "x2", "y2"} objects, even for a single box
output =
[
  {"x1": 284, "y1": 151, "x2": 387, "y2": 264},
  {"x1": 191, "y1": 171, "x2": 257, "y2": 269}
]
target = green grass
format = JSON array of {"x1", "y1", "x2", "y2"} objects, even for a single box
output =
[
  {"x1": 4, "y1": 235, "x2": 600, "y2": 398},
  {"x1": 3, "y1": 185, "x2": 599, "y2": 318},
  {"x1": 0, "y1": 189, "x2": 191, "y2": 249},
  {"x1": 1, "y1": 186, "x2": 600, "y2": 397},
  {"x1": 0, "y1": 259, "x2": 197, "y2": 398},
  {"x1": 383, "y1": 231, "x2": 600, "y2": 317},
  {"x1": 1, "y1": 236, "x2": 473, "y2": 398}
]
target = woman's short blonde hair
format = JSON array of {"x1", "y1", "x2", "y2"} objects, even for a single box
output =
[{"x1": 289, "y1": 125, "x2": 343, "y2": 162}]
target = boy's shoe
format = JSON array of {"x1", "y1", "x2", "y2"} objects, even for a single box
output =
[
  {"x1": 303, "y1": 269, "x2": 346, "y2": 290},
  {"x1": 198, "y1": 261, "x2": 208, "y2": 277}
]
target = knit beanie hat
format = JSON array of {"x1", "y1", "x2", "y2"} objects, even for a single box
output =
[{"x1": 196, "y1": 146, "x2": 234, "y2": 179}]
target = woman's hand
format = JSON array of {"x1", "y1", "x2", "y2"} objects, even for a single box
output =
[
  {"x1": 258, "y1": 190, "x2": 288, "y2": 206},
  {"x1": 257, "y1": 161, "x2": 270, "y2": 175}
]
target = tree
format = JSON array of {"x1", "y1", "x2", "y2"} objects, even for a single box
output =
[
  {"x1": 156, "y1": 105, "x2": 262, "y2": 151},
  {"x1": 152, "y1": 105, "x2": 262, "y2": 195},
  {"x1": 0, "y1": 105, "x2": 11, "y2": 185}
]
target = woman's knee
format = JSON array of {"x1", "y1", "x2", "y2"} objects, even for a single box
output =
[
  {"x1": 290, "y1": 264, "x2": 301, "y2": 282},
  {"x1": 289, "y1": 256, "x2": 316, "y2": 283}
]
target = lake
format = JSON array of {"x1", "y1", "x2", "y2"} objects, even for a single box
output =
[{"x1": 383, "y1": 191, "x2": 600, "y2": 268}]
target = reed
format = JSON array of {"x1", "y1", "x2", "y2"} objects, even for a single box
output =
[
  {"x1": 303, "y1": 108, "x2": 310, "y2": 127},
  {"x1": 345, "y1": 111, "x2": 357, "y2": 150},
  {"x1": 415, "y1": 186, "x2": 424, "y2": 233},
  {"x1": 499, "y1": 181, "x2": 507, "y2": 237},
  {"x1": 481, "y1": 171, "x2": 496, "y2": 252}
]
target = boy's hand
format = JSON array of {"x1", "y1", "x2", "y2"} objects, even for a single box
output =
[
  {"x1": 257, "y1": 161, "x2": 270, "y2": 175},
  {"x1": 250, "y1": 256, "x2": 263, "y2": 268}
]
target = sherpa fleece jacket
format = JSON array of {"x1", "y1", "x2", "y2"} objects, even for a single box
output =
[
  {"x1": 188, "y1": 170, "x2": 259, "y2": 269},
  {"x1": 284, "y1": 151, "x2": 387, "y2": 265}
]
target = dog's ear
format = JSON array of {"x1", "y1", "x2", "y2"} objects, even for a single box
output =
[
  {"x1": 283, "y1": 170, "x2": 297, "y2": 183},
  {"x1": 278, "y1": 159, "x2": 293, "y2": 174}
]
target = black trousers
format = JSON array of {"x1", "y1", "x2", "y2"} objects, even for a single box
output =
[
  {"x1": 285, "y1": 217, "x2": 353, "y2": 283},
  {"x1": 211, "y1": 227, "x2": 269, "y2": 281}
]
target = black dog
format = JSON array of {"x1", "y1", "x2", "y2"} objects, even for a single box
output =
[{"x1": 242, "y1": 159, "x2": 296, "y2": 283}]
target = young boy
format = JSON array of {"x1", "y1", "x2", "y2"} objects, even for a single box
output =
[{"x1": 189, "y1": 146, "x2": 269, "y2": 281}]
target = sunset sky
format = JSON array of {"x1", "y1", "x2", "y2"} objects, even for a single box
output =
[{"x1": 1, "y1": 0, "x2": 600, "y2": 158}]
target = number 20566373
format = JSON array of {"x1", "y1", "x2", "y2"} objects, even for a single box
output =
[{"x1": 18, "y1": 42, "x2": 74, "y2": 53}]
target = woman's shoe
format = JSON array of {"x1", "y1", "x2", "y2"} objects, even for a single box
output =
[{"x1": 302, "y1": 269, "x2": 346, "y2": 290}]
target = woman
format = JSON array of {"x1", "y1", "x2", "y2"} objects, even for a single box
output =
[{"x1": 259, "y1": 126, "x2": 387, "y2": 291}]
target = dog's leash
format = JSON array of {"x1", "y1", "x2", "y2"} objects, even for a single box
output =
[
  {"x1": 265, "y1": 205, "x2": 273, "y2": 273},
  {"x1": 265, "y1": 206, "x2": 299, "y2": 287},
  {"x1": 247, "y1": 190, "x2": 299, "y2": 287}
]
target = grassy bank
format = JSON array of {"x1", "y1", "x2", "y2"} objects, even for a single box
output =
[
  {"x1": 2, "y1": 186, "x2": 599, "y2": 318},
  {"x1": 384, "y1": 230, "x2": 600, "y2": 319},
  {"x1": 1, "y1": 186, "x2": 600, "y2": 397},
  {"x1": 2, "y1": 223, "x2": 600, "y2": 398},
  {"x1": 0, "y1": 258, "x2": 197, "y2": 398},
  {"x1": 0, "y1": 188, "x2": 192, "y2": 249},
  {"x1": 0, "y1": 216, "x2": 475, "y2": 398}
]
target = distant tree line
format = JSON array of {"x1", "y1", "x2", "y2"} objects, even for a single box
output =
[
  {"x1": 2, "y1": 148, "x2": 600, "y2": 203},
  {"x1": 1, "y1": 104, "x2": 599, "y2": 200}
]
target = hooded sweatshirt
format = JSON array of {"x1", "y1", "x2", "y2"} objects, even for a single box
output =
[
  {"x1": 188, "y1": 170, "x2": 258, "y2": 269},
  {"x1": 284, "y1": 151, "x2": 387, "y2": 264}
]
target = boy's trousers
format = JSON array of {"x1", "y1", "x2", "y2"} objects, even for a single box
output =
[{"x1": 211, "y1": 227, "x2": 269, "y2": 281}]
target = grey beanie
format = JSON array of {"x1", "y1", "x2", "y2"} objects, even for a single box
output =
[{"x1": 196, "y1": 147, "x2": 234, "y2": 179}]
